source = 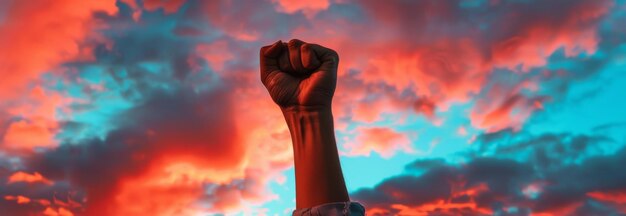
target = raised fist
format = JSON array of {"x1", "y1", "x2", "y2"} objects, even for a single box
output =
[{"x1": 260, "y1": 39, "x2": 338, "y2": 109}]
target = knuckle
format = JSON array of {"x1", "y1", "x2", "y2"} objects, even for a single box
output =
[
  {"x1": 288, "y1": 39, "x2": 302, "y2": 46},
  {"x1": 326, "y1": 46, "x2": 337, "y2": 54},
  {"x1": 327, "y1": 49, "x2": 339, "y2": 62},
  {"x1": 260, "y1": 46, "x2": 269, "y2": 56},
  {"x1": 301, "y1": 43, "x2": 310, "y2": 51}
]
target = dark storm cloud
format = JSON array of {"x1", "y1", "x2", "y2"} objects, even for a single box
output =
[
  {"x1": 353, "y1": 157, "x2": 534, "y2": 215},
  {"x1": 352, "y1": 128, "x2": 626, "y2": 215},
  {"x1": 25, "y1": 87, "x2": 240, "y2": 215},
  {"x1": 474, "y1": 129, "x2": 615, "y2": 170},
  {"x1": 404, "y1": 158, "x2": 447, "y2": 171},
  {"x1": 354, "y1": 166, "x2": 456, "y2": 207},
  {"x1": 534, "y1": 147, "x2": 626, "y2": 212}
]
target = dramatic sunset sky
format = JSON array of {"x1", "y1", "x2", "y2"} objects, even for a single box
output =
[{"x1": 1, "y1": 0, "x2": 625, "y2": 215}]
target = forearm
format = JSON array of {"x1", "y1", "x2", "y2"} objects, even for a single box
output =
[{"x1": 282, "y1": 105, "x2": 349, "y2": 209}]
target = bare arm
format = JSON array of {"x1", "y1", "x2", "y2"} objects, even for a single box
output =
[{"x1": 260, "y1": 39, "x2": 349, "y2": 209}]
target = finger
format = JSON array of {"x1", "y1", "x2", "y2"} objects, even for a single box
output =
[
  {"x1": 308, "y1": 43, "x2": 339, "y2": 73},
  {"x1": 262, "y1": 40, "x2": 283, "y2": 58},
  {"x1": 288, "y1": 39, "x2": 306, "y2": 76},
  {"x1": 260, "y1": 40, "x2": 284, "y2": 84},
  {"x1": 278, "y1": 41, "x2": 295, "y2": 74},
  {"x1": 301, "y1": 43, "x2": 321, "y2": 72}
]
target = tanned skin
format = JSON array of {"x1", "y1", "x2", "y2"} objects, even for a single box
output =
[{"x1": 260, "y1": 39, "x2": 350, "y2": 209}]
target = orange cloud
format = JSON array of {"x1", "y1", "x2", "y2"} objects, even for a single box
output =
[
  {"x1": 2, "y1": 87, "x2": 72, "y2": 152},
  {"x1": 7, "y1": 171, "x2": 54, "y2": 185},
  {"x1": 4, "y1": 195, "x2": 31, "y2": 204},
  {"x1": 2, "y1": 120, "x2": 58, "y2": 150},
  {"x1": 43, "y1": 207, "x2": 74, "y2": 216},
  {"x1": 108, "y1": 170, "x2": 206, "y2": 215},
  {"x1": 345, "y1": 127, "x2": 414, "y2": 158},
  {"x1": 271, "y1": 0, "x2": 330, "y2": 17}
]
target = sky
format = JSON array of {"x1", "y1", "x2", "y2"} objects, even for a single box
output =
[{"x1": 0, "y1": 0, "x2": 625, "y2": 215}]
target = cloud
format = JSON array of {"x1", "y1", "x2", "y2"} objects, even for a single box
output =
[
  {"x1": 1, "y1": 0, "x2": 624, "y2": 215},
  {"x1": 4, "y1": 195, "x2": 31, "y2": 204},
  {"x1": 0, "y1": 0, "x2": 116, "y2": 153},
  {"x1": 1, "y1": 87, "x2": 73, "y2": 153},
  {"x1": 0, "y1": 0, "x2": 117, "y2": 100},
  {"x1": 142, "y1": 0, "x2": 186, "y2": 14},
  {"x1": 7, "y1": 172, "x2": 53, "y2": 185},
  {"x1": 290, "y1": 0, "x2": 613, "y2": 130},
  {"x1": 200, "y1": 0, "x2": 295, "y2": 41},
  {"x1": 352, "y1": 130, "x2": 626, "y2": 215},
  {"x1": 0, "y1": 1, "x2": 307, "y2": 214},
  {"x1": 344, "y1": 127, "x2": 414, "y2": 158},
  {"x1": 25, "y1": 87, "x2": 244, "y2": 215},
  {"x1": 271, "y1": 0, "x2": 331, "y2": 17},
  {"x1": 472, "y1": 129, "x2": 615, "y2": 170}
]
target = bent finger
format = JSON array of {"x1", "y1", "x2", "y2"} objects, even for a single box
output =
[
  {"x1": 288, "y1": 39, "x2": 306, "y2": 76},
  {"x1": 301, "y1": 43, "x2": 321, "y2": 72},
  {"x1": 308, "y1": 43, "x2": 339, "y2": 73},
  {"x1": 260, "y1": 40, "x2": 284, "y2": 84}
]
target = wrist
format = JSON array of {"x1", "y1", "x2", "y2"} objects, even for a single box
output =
[
  {"x1": 280, "y1": 105, "x2": 332, "y2": 115},
  {"x1": 279, "y1": 104, "x2": 348, "y2": 207},
  {"x1": 280, "y1": 105, "x2": 336, "y2": 147}
]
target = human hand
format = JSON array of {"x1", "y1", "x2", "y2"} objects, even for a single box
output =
[{"x1": 260, "y1": 39, "x2": 338, "y2": 110}]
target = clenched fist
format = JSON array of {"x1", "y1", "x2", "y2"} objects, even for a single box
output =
[
  {"x1": 260, "y1": 39, "x2": 352, "y2": 210},
  {"x1": 260, "y1": 39, "x2": 338, "y2": 109}
]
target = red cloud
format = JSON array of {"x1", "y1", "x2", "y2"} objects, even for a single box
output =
[
  {"x1": 0, "y1": 0, "x2": 117, "y2": 100},
  {"x1": 2, "y1": 87, "x2": 72, "y2": 152},
  {"x1": 345, "y1": 127, "x2": 414, "y2": 158},
  {"x1": 120, "y1": 0, "x2": 186, "y2": 21},
  {"x1": 470, "y1": 81, "x2": 550, "y2": 132},
  {"x1": 291, "y1": 0, "x2": 612, "y2": 130},
  {"x1": 587, "y1": 191, "x2": 626, "y2": 205},
  {"x1": 196, "y1": 40, "x2": 234, "y2": 72},
  {"x1": 587, "y1": 191, "x2": 626, "y2": 214},
  {"x1": 0, "y1": 0, "x2": 115, "y2": 152},
  {"x1": 271, "y1": 0, "x2": 330, "y2": 17},
  {"x1": 490, "y1": 0, "x2": 610, "y2": 71}
]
